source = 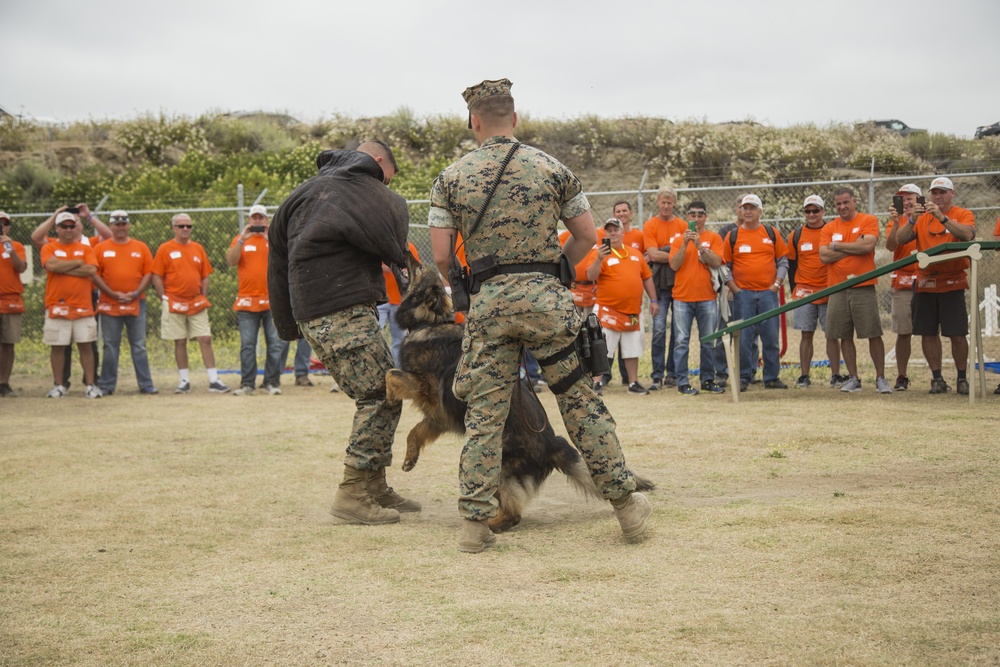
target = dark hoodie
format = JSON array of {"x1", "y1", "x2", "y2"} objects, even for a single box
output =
[{"x1": 267, "y1": 150, "x2": 409, "y2": 341}]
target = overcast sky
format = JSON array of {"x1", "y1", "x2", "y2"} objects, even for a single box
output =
[{"x1": 3, "y1": 0, "x2": 998, "y2": 138}]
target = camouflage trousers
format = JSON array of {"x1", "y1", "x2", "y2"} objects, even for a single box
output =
[
  {"x1": 454, "y1": 304, "x2": 637, "y2": 521},
  {"x1": 299, "y1": 304, "x2": 400, "y2": 471}
]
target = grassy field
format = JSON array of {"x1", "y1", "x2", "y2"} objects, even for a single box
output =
[{"x1": 1, "y1": 369, "x2": 999, "y2": 666}]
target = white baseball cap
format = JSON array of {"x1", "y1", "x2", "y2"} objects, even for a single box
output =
[
  {"x1": 0, "y1": 211, "x2": 10, "y2": 221},
  {"x1": 929, "y1": 177, "x2": 954, "y2": 191},
  {"x1": 741, "y1": 194, "x2": 763, "y2": 209},
  {"x1": 803, "y1": 195, "x2": 824, "y2": 209},
  {"x1": 55, "y1": 212, "x2": 77, "y2": 224},
  {"x1": 109, "y1": 210, "x2": 130, "y2": 222},
  {"x1": 604, "y1": 217, "x2": 623, "y2": 228},
  {"x1": 896, "y1": 183, "x2": 922, "y2": 196},
  {"x1": 248, "y1": 204, "x2": 269, "y2": 217}
]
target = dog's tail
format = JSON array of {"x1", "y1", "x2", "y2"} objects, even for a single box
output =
[{"x1": 555, "y1": 442, "x2": 657, "y2": 498}]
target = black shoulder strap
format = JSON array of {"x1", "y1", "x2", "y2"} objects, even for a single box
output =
[
  {"x1": 765, "y1": 225, "x2": 777, "y2": 245},
  {"x1": 728, "y1": 226, "x2": 738, "y2": 252},
  {"x1": 793, "y1": 225, "x2": 803, "y2": 250},
  {"x1": 455, "y1": 142, "x2": 521, "y2": 255}
]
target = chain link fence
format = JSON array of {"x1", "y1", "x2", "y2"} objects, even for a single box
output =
[{"x1": 6, "y1": 171, "x2": 1000, "y2": 376}]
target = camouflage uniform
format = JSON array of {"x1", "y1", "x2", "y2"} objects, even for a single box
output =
[
  {"x1": 300, "y1": 304, "x2": 400, "y2": 470},
  {"x1": 429, "y1": 134, "x2": 637, "y2": 521}
]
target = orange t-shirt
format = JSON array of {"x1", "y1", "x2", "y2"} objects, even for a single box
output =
[
  {"x1": 884, "y1": 219, "x2": 918, "y2": 291},
  {"x1": 668, "y1": 230, "x2": 724, "y2": 303},
  {"x1": 0, "y1": 240, "x2": 26, "y2": 312},
  {"x1": 596, "y1": 227, "x2": 644, "y2": 253},
  {"x1": 230, "y1": 233, "x2": 271, "y2": 312},
  {"x1": 913, "y1": 205, "x2": 976, "y2": 293},
  {"x1": 820, "y1": 213, "x2": 879, "y2": 288},
  {"x1": 643, "y1": 216, "x2": 687, "y2": 256},
  {"x1": 595, "y1": 247, "x2": 652, "y2": 314},
  {"x1": 40, "y1": 241, "x2": 98, "y2": 319},
  {"x1": 94, "y1": 238, "x2": 153, "y2": 307},
  {"x1": 993, "y1": 216, "x2": 1000, "y2": 238},
  {"x1": 152, "y1": 239, "x2": 213, "y2": 300},
  {"x1": 382, "y1": 243, "x2": 420, "y2": 305},
  {"x1": 722, "y1": 225, "x2": 788, "y2": 291},
  {"x1": 559, "y1": 229, "x2": 599, "y2": 295},
  {"x1": 785, "y1": 225, "x2": 831, "y2": 304}
]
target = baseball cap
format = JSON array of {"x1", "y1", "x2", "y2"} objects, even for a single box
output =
[
  {"x1": 741, "y1": 194, "x2": 763, "y2": 210},
  {"x1": 604, "y1": 217, "x2": 623, "y2": 229},
  {"x1": 109, "y1": 210, "x2": 130, "y2": 223},
  {"x1": 896, "y1": 184, "x2": 922, "y2": 196},
  {"x1": 0, "y1": 211, "x2": 10, "y2": 222},
  {"x1": 462, "y1": 78, "x2": 512, "y2": 128},
  {"x1": 55, "y1": 212, "x2": 76, "y2": 225},
  {"x1": 929, "y1": 177, "x2": 954, "y2": 191},
  {"x1": 803, "y1": 195, "x2": 824, "y2": 209},
  {"x1": 248, "y1": 204, "x2": 269, "y2": 217}
]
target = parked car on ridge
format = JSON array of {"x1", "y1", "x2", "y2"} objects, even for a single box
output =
[
  {"x1": 861, "y1": 119, "x2": 926, "y2": 137},
  {"x1": 975, "y1": 121, "x2": 1000, "y2": 139}
]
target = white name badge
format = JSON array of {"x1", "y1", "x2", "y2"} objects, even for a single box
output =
[
  {"x1": 852, "y1": 227, "x2": 861, "y2": 234},
  {"x1": 832, "y1": 233, "x2": 843, "y2": 242},
  {"x1": 244, "y1": 245, "x2": 257, "y2": 252},
  {"x1": 55, "y1": 249, "x2": 67, "y2": 257},
  {"x1": 739, "y1": 245, "x2": 752, "y2": 253},
  {"x1": 103, "y1": 250, "x2": 116, "y2": 258},
  {"x1": 800, "y1": 243, "x2": 813, "y2": 251},
  {"x1": 607, "y1": 258, "x2": 620, "y2": 266},
  {"x1": 170, "y1": 251, "x2": 182, "y2": 259}
]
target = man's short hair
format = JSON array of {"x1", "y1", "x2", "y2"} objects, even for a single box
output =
[
  {"x1": 471, "y1": 95, "x2": 515, "y2": 125},
  {"x1": 687, "y1": 200, "x2": 707, "y2": 211},
  {"x1": 833, "y1": 186, "x2": 855, "y2": 200},
  {"x1": 172, "y1": 213, "x2": 191, "y2": 225},
  {"x1": 612, "y1": 200, "x2": 632, "y2": 212},
  {"x1": 656, "y1": 187, "x2": 677, "y2": 201},
  {"x1": 358, "y1": 139, "x2": 399, "y2": 174}
]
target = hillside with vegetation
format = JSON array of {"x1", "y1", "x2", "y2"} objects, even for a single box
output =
[{"x1": 2, "y1": 109, "x2": 1000, "y2": 213}]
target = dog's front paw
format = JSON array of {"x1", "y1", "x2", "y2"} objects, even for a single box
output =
[{"x1": 402, "y1": 456, "x2": 418, "y2": 472}]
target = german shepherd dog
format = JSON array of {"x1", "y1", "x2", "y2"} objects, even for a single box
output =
[{"x1": 385, "y1": 265, "x2": 653, "y2": 533}]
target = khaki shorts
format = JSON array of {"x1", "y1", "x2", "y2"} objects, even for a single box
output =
[
  {"x1": 0, "y1": 312, "x2": 22, "y2": 344},
  {"x1": 826, "y1": 286, "x2": 883, "y2": 340},
  {"x1": 161, "y1": 308, "x2": 211, "y2": 340},
  {"x1": 891, "y1": 289, "x2": 914, "y2": 335},
  {"x1": 42, "y1": 315, "x2": 98, "y2": 346}
]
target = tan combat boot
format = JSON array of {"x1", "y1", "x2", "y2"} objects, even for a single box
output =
[
  {"x1": 611, "y1": 492, "x2": 652, "y2": 539},
  {"x1": 367, "y1": 467, "x2": 422, "y2": 513},
  {"x1": 458, "y1": 519, "x2": 497, "y2": 554},
  {"x1": 330, "y1": 465, "x2": 400, "y2": 525}
]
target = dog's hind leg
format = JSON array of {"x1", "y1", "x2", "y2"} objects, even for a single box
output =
[
  {"x1": 385, "y1": 369, "x2": 423, "y2": 403},
  {"x1": 403, "y1": 419, "x2": 446, "y2": 472}
]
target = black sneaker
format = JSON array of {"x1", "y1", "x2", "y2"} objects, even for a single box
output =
[
  {"x1": 628, "y1": 382, "x2": 649, "y2": 395},
  {"x1": 600, "y1": 373, "x2": 612, "y2": 386},
  {"x1": 715, "y1": 377, "x2": 728, "y2": 388},
  {"x1": 957, "y1": 378, "x2": 969, "y2": 396},
  {"x1": 794, "y1": 375, "x2": 811, "y2": 389},
  {"x1": 175, "y1": 381, "x2": 191, "y2": 394},
  {"x1": 830, "y1": 374, "x2": 849, "y2": 389},
  {"x1": 994, "y1": 383, "x2": 1000, "y2": 396},
  {"x1": 594, "y1": 380, "x2": 604, "y2": 396},
  {"x1": 647, "y1": 378, "x2": 663, "y2": 391},
  {"x1": 739, "y1": 379, "x2": 749, "y2": 392},
  {"x1": 929, "y1": 377, "x2": 951, "y2": 394},
  {"x1": 893, "y1": 375, "x2": 909, "y2": 392},
  {"x1": 677, "y1": 384, "x2": 699, "y2": 396},
  {"x1": 0, "y1": 383, "x2": 13, "y2": 397},
  {"x1": 663, "y1": 377, "x2": 677, "y2": 388},
  {"x1": 764, "y1": 379, "x2": 788, "y2": 389},
  {"x1": 701, "y1": 381, "x2": 725, "y2": 394}
]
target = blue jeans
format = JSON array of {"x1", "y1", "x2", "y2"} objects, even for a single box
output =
[
  {"x1": 98, "y1": 301, "x2": 154, "y2": 393},
  {"x1": 650, "y1": 288, "x2": 677, "y2": 381},
  {"x1": 673, "y1": 299, "x2": 718, "y2": 386},
  {"x1": 377, "y1": 302, "x2": 405, "y2": 367},
  {"x1": 237, "y1": 310, "x2": 285, "y2": 388},
  {"x1": 279, "y1": 338, "x2": 313, "y2": 376},
  {"x1": 732, "y1": 289, "x2": 780, "y2": 383}
]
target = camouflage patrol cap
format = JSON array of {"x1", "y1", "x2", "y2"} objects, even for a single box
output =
[{"x1": 462, "y1": 78, "x2": 513, "y2": 128}]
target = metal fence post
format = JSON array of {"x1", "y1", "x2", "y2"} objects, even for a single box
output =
[
  {"x1": 637, "y1": 169, "x2": 648, "y2": 223},
  {"x1": 868, "y1": 158, "x2": 875, "y2": 214},
  {"x1": 237, "y1": 184, "x2": 244, "y2": 231}
]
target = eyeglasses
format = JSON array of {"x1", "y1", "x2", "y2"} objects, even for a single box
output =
[
  {"x1": 174, "y1": 224, "x2": 193, "y2": 229},
  {"x1": 804, "y1": 209, "x2": 823, "y2": 215},
  {"x1": 0, "y1": 220, "x2": 11, "y2": 226},
  {"x1": 687, "y1": 210, "x2": 707, "y2": 217},
  {"x1": 57, "y1": 224, "x2": 76, "y2": 230},
  {"x1": 110, "y1": 221, "x2": 129, "y2": 226}
]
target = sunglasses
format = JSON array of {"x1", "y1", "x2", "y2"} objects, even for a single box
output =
[
  {"x1": 0, "y1": 221, "x2": 11, "y2": 226},
  {"x1": 804, "y1": 208, "x2": 823, "y2": 214},
  {"x1": 174, "y1": 224, "x2": 193, "y2": 229},
  {"x1": 110, "y1": 221, "x2": 130, "y2": 226},
  {"x1": 57, "y1": 224, "x2": 76, "y2": 229},
  {"x1": 687, "y1": 210, "x2": 707, "y2": 216}
]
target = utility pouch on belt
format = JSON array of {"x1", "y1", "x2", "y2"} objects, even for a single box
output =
[
  {"x1": 468, "y1": 255, "x2": 499, "y2": 294},
  {"x1": 449, "y1": 255, "x2": 471, "y2": 312},
  {"x1": 558, "y1": 254, "x2": 574, "y2": 289},
  {"x1": 576, "y1": 312, "x2": 610, "y2": 377}
]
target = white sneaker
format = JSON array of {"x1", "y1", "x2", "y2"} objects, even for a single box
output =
[
  {"x1": 264, "y1": 383, "x2": 281, "y2": 396},
  {"x1": 875, "y1": 376, "x2": 893, "y2": 394},
  {"x1": 85, "y1": 385, "x2": 103, "y2": 399},
  {"x1": 47, "y1": 385, "x2": 67, "y2": 398},
  {"x1": 840, "y1": 376, "x2": 862, "y2": 393},
  {"x1": 329, "y1": 382, "x2": 340, "y2": 393},
  {"x1": 233, "y1": 386, "x2": 255, "y2": 396}
]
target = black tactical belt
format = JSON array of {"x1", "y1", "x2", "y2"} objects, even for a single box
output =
[{"x1": 495, "y1": 262, "x2": 561, "y2": 278}]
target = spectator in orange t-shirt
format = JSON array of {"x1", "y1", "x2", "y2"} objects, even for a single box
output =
[
  {"x1": 225, "y1": 205, "x2": 284, "y2": 396},
  {"x1": 0, "y1": 211, "x2": 27, "y2": 397},
  {"x1": 668, "y1": 201, "x2": 726, "y2": 395},
  {"x1": 92, "y1": 210, "x2": 156, "y2": 396},
  {"x1": 722, "y1": 194, "x2": 789, "y2": 391},
  {"x1": 819, "y1": 187, "x2": 888, "y2": 394},
  {"x1": 378, "y1": 241, "x2": 420, "y2": 367},
  {"x1": 40, "y1": 212, "x2": 101, "y2": 398},
  {"x1": 642, "y1": 187, "x2": 687, "y2": 389},
  {"x1": 787, "y1": 195, "x2": 843, "y2": 389},
  {"x1": 588, "y1": 218, "x2": 658, "y2": 394},
  {"x1": 152, "y1": 213, "x2": 229, "y2": 394},
  {"x1": 884, "y1": 184, "x2": 923, "y2": 392},
  {"x1": 894, "y1": 177, "x2": 976, "y2": 395}
]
